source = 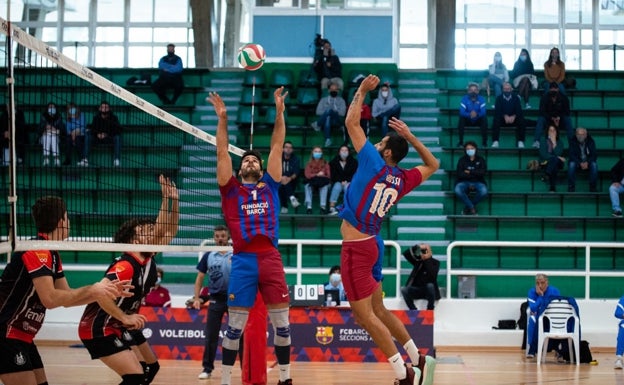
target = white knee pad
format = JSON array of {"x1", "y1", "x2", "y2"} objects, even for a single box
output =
[
  {"x1": 269, "y1": 308, "x2": 291, "y2": 346},
  {"x1": 222, "y1": 309, "x2": 249, "y2": 351}
]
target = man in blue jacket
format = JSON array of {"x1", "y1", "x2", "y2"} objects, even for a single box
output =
[
  {"x1": 567, "y1": 127, "x2": 598, "y2": 192},
  {"x1": 152, "y1": 43, "x2": 184, "y2": 105},
  {"x1": 526, "y1": 273, "x2": 561, "y2": 358},
  {"x1": 457, "y1": 82, "x2": 488, "y2": 148}
]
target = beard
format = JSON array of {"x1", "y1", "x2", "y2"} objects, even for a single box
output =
[{"x1": 240, "y1": 166, "x2": 262, "y2": 181}]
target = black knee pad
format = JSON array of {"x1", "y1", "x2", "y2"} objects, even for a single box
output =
[
  {"x1": 119, "y1": 373, "x2": 144, "y2": 385},
  {"x1": 144, "y1": 361, "x2": 160, "y2": 384}
]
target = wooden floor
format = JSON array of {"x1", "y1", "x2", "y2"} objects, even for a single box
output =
[{"x1": 34, "y1": 344, "x2": 624, "y2": 385}]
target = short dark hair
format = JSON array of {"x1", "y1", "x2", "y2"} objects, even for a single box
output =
[
  {"x1": 157, "y1": 267, "x2": 164, "y2": 278},
  {"x1": 167, "y1": 43, "x2": 175, "y2": 48},
  {"x1": 214, "y1": 224, "x2": 229, "y2": 233},
  {"x1": 32, "y1": 196, "x2": 66, "y2": 233},
  {"x1": 464, "y1": 141, "x2": 478, "y2": 149},
  {"x1": 385, "y1": 132, "x2": 409, "y2": 164},
  {"x1": 239, "y1": 149, "x2": 263, "y2": 170},
  {"x1": 328, "y1": 265, "x2": 340, "y2": 275},
  {"x1": 114, "y1": 217, "x2": 155, "y2": 244}
]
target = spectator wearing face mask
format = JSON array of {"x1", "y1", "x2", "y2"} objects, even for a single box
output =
[
  {"x1": 532, "y1": 82, "x2": 573, "y2": 148},
  {"x1": 303, "y1": 146, "x2": 331, "y2": 214},
  {"x1": 372, "y1": 83, "x2": 401, "y2": 136},
  {"x1": 328, "y1": 145, "x2": 358, "y2": 215},
  {"x1": 487, "y1": 51, "x2": 509, "y2": 100},
  {"x1": 455, "y1": 141, "x2": 488, "y2": 215},
  {"x1": 400, "y1": 243, "x2": 440, "y2": 311},
  {"x1": 64, "y1": 103, "x2": 86, "y2": 166},
  {"x1": 311, "y1": 81, "x2": 347, "y2": 148},
  {"x1": 79, "y1": 101, "x2": 123, "y2": 167},
  {"x1": 567, "y1": 127, "x2": 598, "y2": 192},
  {"x1": 313, "y1": 39, "x2": 343, "y2": 91},
  {"x1": 324, "y1": 265, "x2": 346, "y2": 301},
  {"x1": 142, "y1": 267, "x2": 172, "y2": 307},
  {"x1": 279, "y1": 141, "x2": 301, "y2": 214},
  {"x1": 491, "y1": 82, "x2": 526, "y2": 148},
  {"x1": 510, "y1": 48, "x2": 536, "y2": 109},
  {"x1": 39, "y1": 102, "x2": 65, "y2": 167},
  {"x1": 457, "y1": 82, "x2": 488, "y2": 148}
]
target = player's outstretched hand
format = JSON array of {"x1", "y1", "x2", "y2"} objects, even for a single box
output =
[
  {"x1": 159, "y1": 174, "x2": 178, "y2": 200},
  {"x1": 91, "y1": 280, "x2": 128, "y2": 300},
  {"x1": 207, "y1": 92, "x2": 227, "y2": 119},
  {"x1": 388, "y1": 117, "x2": 413, "y2": 139},
  {"x1": 274, "y1": 86, "x2": 289, "y2": 115},
  {"x1": 359, "y1": 75, "x2": 380, "y2": 93},
  {"x1": 110, "y1": 279, "x2": 134, "y2": 298},
  {"x1": 122, "y1": 313, "x2": 147, "y2": 330}
]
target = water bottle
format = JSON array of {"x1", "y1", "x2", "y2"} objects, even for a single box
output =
[{"x1": 326, "y1": 293, "x2": 333, "y2": 307}]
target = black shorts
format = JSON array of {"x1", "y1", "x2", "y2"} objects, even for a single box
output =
[
  {"x1": 81, "y1": 334, "x2": 132, "y2": 359},
  {"x1": 0, "y1": 338, "x2": 44, "y2": 374},
  {"x1": 123, "y1": 329, "x2": 146, "y2": 346}
]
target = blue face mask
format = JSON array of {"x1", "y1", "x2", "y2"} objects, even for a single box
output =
[
  {"x1": 69, "y1": 107, "x2": 77, "y2": 115},
  {"x1": 313, "y1": 152, "x2": 322, "y2": 159},
  {"x1": 520, "y1": 55, "x2": 527, "y2": 62},
  {"x1": 155, "y1": 277, "x2": 161, "y2": 285},
  {"x1": 330, "y1": 273, "x2": 341, "y2": 284},
  {"x1": 466, "y1": 149, "x2": 476, "y2": 157},
  {"x1": 48, "y1": 108, "x2": 56, "y2": 115}
]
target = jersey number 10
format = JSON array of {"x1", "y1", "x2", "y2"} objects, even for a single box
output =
[{"x1": 369, "y1": 183, "x2": 398, "y2": 217}]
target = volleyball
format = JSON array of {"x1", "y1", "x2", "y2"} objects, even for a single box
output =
[{"x1": 237, "y1": 43, "x2": 266, "y2": 71}]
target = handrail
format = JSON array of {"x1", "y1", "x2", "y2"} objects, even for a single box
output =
[{"x1": 446, "y1": 241, "x2": 624, "y2": 300}]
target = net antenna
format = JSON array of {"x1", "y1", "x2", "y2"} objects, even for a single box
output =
[{"x1": 249, "y1": 78, "x2": 256, "y2": 150}]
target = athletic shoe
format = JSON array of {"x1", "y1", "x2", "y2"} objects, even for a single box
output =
[
  {"x1": 280, "y1": 207, "x2": 288, "y2": 214},
  {"x1": 277, "y1": 380, "x2": 293, "y2": 385},
  {"x1": 415, "y1": 355, "x2": 436, "y2": 385},
  {"x1": 289, "y1": 195, "x2": 300, "y2": 208},
  {"x1": 324, "y1": 138, "x2": 332, "y2": 147},
  {"x1": 114, "y1": 159, "x2": 120, "y2": 167},
  {"x1": 532, "y1": 140, "x2": 540, "y2": 149},
  {"x1": 198, "y1": 371, "x2": 211, "y2": 379},
  {"x1": 517, "y1": 141, "x2": 525, "y2": 148},
  {"x1": 525, "y1": 103, "x2": 531, "y2": 109},
  {"x1": 613, "y1": 210, "x2": 623, "y2": 218},
  {"x1": 42, "y1": 158, "x2": 50, "y2": 166},
  {"x1": 615, "y1": 358, "x2": 623, "y2": 369},
  {"x1": 394, "y1": 364, "x2": 420, "y2": 385},
  {"x1": 54, "y1": 158, "x2": 61, "y2": 167},
  {"x1": 310, "y1": 121, "x2": 320, "y2": 132},
  {"x1": 328, "y1": 207, "x2": 338, "y2": 215},
  {"x1": 77, "y1": 159, "x2": 89, "y2": 167},
  {"x1": 525, "y1": 353, "x2": 535, "y2": 359},
  {"x1": 491, "y1": 141, "x2": 499, "y2": 148}
]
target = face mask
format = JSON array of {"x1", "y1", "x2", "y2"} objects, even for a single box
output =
[
  {"x1": 330, "y1": 273, "x2": 341, "y2": 284},
  {"x1": 329, "y1": 91, "x2": 338, "y2": 97},
  {"x1": 494, "y1": 57, "x2": 501, "y2": 63},
  {"x1": 520, "y1": 55, "x2": 527, "y2": 62},
  {"x1": 339, "y1": 151, "x2": 348, "y2": 159},
  {"x1": 48, "y1": 108, "x2": 56, "y2": 115},
  {"x1": 155, "y1": 277, "x2": 161, "y2": 285},
  {"x1": 381, "y1": 91, "x2": 389, "y2": 98},
  {"x1": 312, "y1": 152, "x2": 322, "y2": 159},
  {"x1": 466, "y1": 149, "x2": 476, "y2": 157},
  {"x1": 503, "y1": 91, "x2": 511, "y2": 97},
  {"x1": 469, "y1": 92, "x2": 478, "y2": 98},
  {"x1": 69, "y1": 107, "x2": 77, "y2": 115}
]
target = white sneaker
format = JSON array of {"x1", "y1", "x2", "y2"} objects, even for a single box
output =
[
  {"x1": 328, "y1": 207, "x2": 338, "y2": 215},
  {"x1": 289, "y1": 195, "x2": 300, "y2": 208},
  {"x1": 198, "y1": 371, "x2": 211, "y2": 379},
  {"x1": 114, "y1": 159, "x2": 120, "y2": 167},
  {"x1": 42, "y1": 158, "x2": 49, "y2": 166},
  {"x1": 310, "y1": 121, "x2": 320, "y2": 132},
  {"x1": 517, "y1": 141, "x2": 525, "y2": 148},
  {"x1": 532, "y1": 140, "x2": 540, "y2": 149},
  {"x1": 615, "y1": 358, "x2": 623, "y2": 369},
  {"x1": 491, "y1": 141, "x2": 499, "y2": 148},
  {"x1": 280, "y1": 207, "x2": 288, "y2": 214},
  {"x1": 77, "y1": 159, "x2": 88, "y2": 167},
  {"x1": 525, "y1": 103, "x2": 531, "y2": 109},
  {"x1": 54, "y1": 158, "x2": 61, "y2": 167},
  {"x1": 324, "y1": 138, "x2": 332, "y2": 147}
]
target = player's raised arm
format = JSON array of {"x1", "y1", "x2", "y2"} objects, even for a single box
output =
[
  {"x1": 266, "y1": 86, "x2": 288, "y2": 182},
  {"x1": 345, "y1": 75, "x2": 379, "y2": 152},
  {"x1": 207, "y1": 92, "x2": 233, "y2": 186},
  {"x1": 153, "y1": 174, "x2": 179, "y2": 245},
  {"x1": 388, "y1": 117, "x2": 439, "y2": 180}
]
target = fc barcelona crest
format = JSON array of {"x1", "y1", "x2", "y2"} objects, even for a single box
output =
[{"x1": 315, "y1": 326, "x2": 334, "y2": 345}]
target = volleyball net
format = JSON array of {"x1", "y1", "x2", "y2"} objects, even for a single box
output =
[{"x1": 0, "y1": 17, "x2": 243, "y2": 263}]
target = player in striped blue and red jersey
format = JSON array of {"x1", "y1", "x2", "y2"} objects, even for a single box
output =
[
  {"x1": 0, "y1": 196, "x2": 129, "y2": 385},
  {"x1": 207, "y1": 86, "x2": 293, "y2": 385},
  {"x1": 340, "y1": 75, "x2": 439, "y2": 385}
]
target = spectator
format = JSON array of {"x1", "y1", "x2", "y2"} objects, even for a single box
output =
[
  {"x1": 491, "y1": 81, "x2": 526, "y2": 148},
  {"x1": 303, "y1": 146, "x2": 331, "y2": 214},
  {"x1": 79, "y1": 101, "x2": 122, "y2": 167},
  {"x1": 614, "y1": 294, "x2": 624, "y2": 369},
  {"x1": 372, "y1": 83, "x2": 401, "y2": 137},
  {"x1": 539, "y1": 125, "x2": 566, "y2": 192},
  {"x1": 152, "y1": 43, "x2": 184, "y2": 105},
  {"x1": 279, "y1": 141, "x2": 301, "y2": 214},
  {"x1": 324, "y1": 265, "x2": 346, "y2": 302},
  {"x1": 39, "y1": 102, "x2": 65, "y2": 167},
  {"x1": 526, "y1": 273, "x2": 561, "y2": 359},
  {"x1": 543, "y1": 47, "x2": 566, "y2": 94},
  {"x1": 457, "y1": 82, "x2": 488, "y2": 148},
  {"x1": 608, "y1": 158, "x2": 624, "y2": 218},
  {"x1": 510, "y1": 48, "x2": 536, "y2": 109},
  {"x1": 311, "y1": 81, "x2": 347, "y2": 147},
  {"x1": 328, "y1": 145, "x2": 358, "y2": 215},
  {"x1": 532, "y1": 82, "x2": 573, "y2": 148},
  {"x1": 455, "y1": 141, "x2": 488, "y2": 215},
  {"x1": 487, "y1": 51, "x2": 509, "y2": 100},
  {"x1": 313, "y1": 39, "x2": 343, "y2": 91},
  {"x1": 567, "y1": 127, "x2": 598, "y2": 192},
  {"x1": 142, "y1": 267, "x2": 171, "y2": 307},
  {"x1": 193, "y1": 225, "x2": 234, "y2": 380},
  {"x1": 400, "y1": 243, "x2": 440, "y2": 311},
  {"x1": 64, "y1": 102, "x2": 86, "y2": 166},
  {"x1": 0, "y1": 103, "x2": 28, "y2": 165}
]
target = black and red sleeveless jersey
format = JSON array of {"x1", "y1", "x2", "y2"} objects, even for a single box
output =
[
  {"x1": 0, "y1": 235, "x2": 64, "y2": 343},
  {"x1": 78, "y1": 252, "x2": 156, "y2": 340}
]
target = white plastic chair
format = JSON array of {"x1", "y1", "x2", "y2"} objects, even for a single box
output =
[{"x1": 536, "y1": 298, "x2": 580, "y2": 365}]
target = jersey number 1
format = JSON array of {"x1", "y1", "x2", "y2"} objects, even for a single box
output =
[{"x1": 369, "y1": 183, "x2": 398, "y2": 217}]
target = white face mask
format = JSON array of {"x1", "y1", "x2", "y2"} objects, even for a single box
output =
[
  {"x1": 155, "y1": 277, "x2": 161, "y2": 285},
  {"x1": 48, "y1": 108, "x2": 56, "y2": 115},
  {"x1": 466, "y1": 149, "x2": 476, "y2": 157},
  {"x1": 381, "y1": 91, "x2": 389, "y2": 98},
  {"x1": 339, "y1": 151, "x2": 348, "y2": 159},
  {"x1": 330, "y1": 273, "x2": 341, "y2": 284}
]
